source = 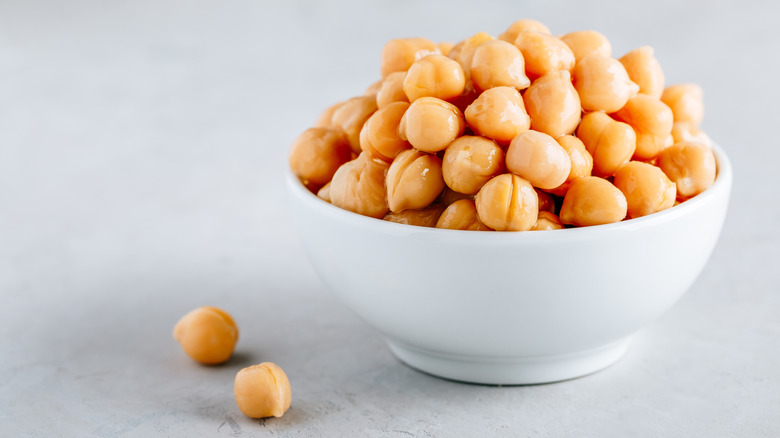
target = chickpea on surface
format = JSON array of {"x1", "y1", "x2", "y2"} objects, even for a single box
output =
[
  {"x1": 359, "y1": 101, "x2": 411, "y2": 162},
  {"x1": 560, "y1": 30, "x2": 612, "y2": 61},
  {"x1": 289, "y1": 128, "x2": 353, "y2": 186},
  {"x1": 330, "y1": 96, "x2": 378, "y2": 153},
  {"x1": 613, "y1": 161, "x2": 676, "y2": 218},
  {"x1": 513, "y1": 30, "x2": 575, "y2": 79},
  {"x1": 442, "y1": 135, "x2": 505, "y2": 195},
  {"x1": 399, "y1": 97, "x2": 465, "y2": 153},
  {"x1": 234, "y1": 362, "x2": 292, "y2": 419},
  {"x1": 470, "y1": 40, "x2": 531, "y2": 92},
  {"x1": 523, "y1": 70, "x2": 581, "y2": 138},
  {"x1": 403, "y1": 54, "x2": 466, "y2": 102},
  {"x1": 436, "y1": 199, "x2": 492, "y2": 231},
  {"x1": 560, "y1": 176, "x2": 628, "y2": 227},
  {"x1": 572, "y1": 56, "x2": 638, "y2": 113},
  {"x1": 661, "y1": 84, "x2": 704, "y2": 126},
  {"x1": 498, "y1": 19, "x2": 551, "y2": 43},
  {"x1": 386, "y1": 149, "x2": 445, "y2": 213},
  {"x1": 533, "y1": 210, "x2": 564, "y2": 231},
  {"x1": 657, "y1": 141, "x2": 716, "y2": 200},
  {"x1": 376, "y1": 72, "x2": 409, "y2": 108},
  {"x1": 549, "y1": 135, "x2": 593, "y2": 197},
  {"x1": 173, "y1": 306, "x2": 239, "y2": 365},
  {"x1": 475, "y1": 173, "x2": 539, "y2": 231},
  {"x1": 465, "y1": 86, "x2": 531, "y2": 145},
  {"x1": 577, "y1": 111, "x2": 636, "y2": 177},
  {"x1": 384, "y1": 204, "x2": 445, "y2": 227},
  {"x1": 505, "y1": 130, "x2": 571, "y2": 190},
  {"x1": 619, "y1": 46, "x2": 665, "y2": 99},
  {"x1": 329, "y1": 152, "x2": 390, "y2": 218},
  {"x1": 381, "y1": 37, "x2": 440, "y2": 77},
  {"x1": 613, "y1": 94, "x2": 674, "y2": 160}
]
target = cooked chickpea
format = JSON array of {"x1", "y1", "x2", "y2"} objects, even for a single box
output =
[
  {"x1": 314, "y1": 101, "x2": 343, "y2": 128},
  {"x1": 536, "y1": 189, "x2": 557, "y2": 213},
  {"x1": 657, "y1": 141, "x2": 716, "y2": 199},
  {"x1": 533, "y1": 210, "x2": 564, "y2": 230},
  {"x1": 436, "y1": 199, "x2": 492, "y2": 231},
  {"x1": 331, "y1": 96, "x2": 378, "y2": 153},
  {"x1": 383, "y1": 204, "x2": 445, "y2": 227},
  {"x1": 234, "y1": 362, "x2": 291, "y2": 419},
  {"x1": 498, "y1": 19, "x2": 551, "y2": 43},
  {"x1": 289, "y1": 128, "x2": 352, "y2": 185},
  {"x1": 475, "y1": 174, "x2": 538, "y2": 231},
  {"x1": 465, "y1": 86, "x2": 530, "y2": 144},
  {"x1": 577, "y1": 111, "x2": 636, "y2": 177},
  {"x1": 506, "y1": 130, "x2": 571, "y2": 190},
  {"x1": 523, "y1": 70, "x2": 581, "y2": 138},
  {"x1": 173, "y1": 306, "x2": 238, "y2": 365},
  {"x1": 442, "y1": 135, "x2": 505, "y2": 195},
  {"x1": 403, "y1": 54, "x2": 466, "y2": 102},
  {"x1": 381, "y1": 38, "x2": 440, "y2": 77},
  {"x1": 572, "y1": 56, "x2": 639, "y2": 112},
  {"x1": 359, "y1": 101, "x2": 411, "y2": 161},
  {"x1": 619, "y1": 46, "x2": 665, "y2": 99},
  {"x1": 438, "y1": 41, "x2": 455, "y2": 56},
  {"x1": 560, "y1": 30, "x2": 612, "y2": 61},
  {"x1": 513, "y1": 31, "x2": 575, "y2": 79},
  {"x1": 399, "y1": 97, "x2": 465, "y2": 152},
  {"x1": 376, "y1": 72, "x2": 409, "y2": 108},
  {"x1": 560, "y1": 176, "x2": 627, "y2": 226},
  {"x1": 613, "y1": 94, "x2": 674, "y2": 160},
  {"x1": 329, "y1": 152, "x2": 390, "y2": 218},
  {"x1": 453, "y1": 32, "x2": 495, "y2": 82},
  {"x1": 671, "y1": 121, "x2": 712, "y2": 148},
  {"x1": 470, "y1": 40, "x2": 531, "y2": 92},
  {"x1": 317, "y1": 182, "x2": 331, "y2": 202},
  {"x1": 437, "y1": 186, "x2": 474, "y2": 206},
  {"x1": 548, "y1": 135, "x2": 593, "y2": 197},
  {"x1": 365, "y1": 79, "x2": 383, "y2": 95},
  {"x1": 661, "y1": 84, "x2": 704, "y2": 126},
  {"x1": 386, "y1": 149, "x2": 445, "y2": 213},
  {"x1": 613, "y1": 161, "x2": 676, "y2": 218}
]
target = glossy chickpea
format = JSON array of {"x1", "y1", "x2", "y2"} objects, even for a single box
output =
[
  {"x1": 577, "y1": 111, "x2": 636, "y2": 177},
  {"x1": 399, "y1": 97, "x2": 465, "y2": 152},
  {"x1": 513, "y1": 30, "x2": 575, "y2": 79},
  {"x1": 560, "y1": 30, "x2": 612, "y2": 61},
  {"x1": 442, "y1": 136, "x2": 505, "y2": 195},
  {"x1": 548, "y1": 135, "x2": 593, "y2": 197},
  {"x1": 572, "y1": 56, "x2": 639, "y2": 112},
  {"x1": 506, "y1": 130, "x2": 571, "y2": 190},
  {"x1": 289, "y1": 127, "x2": 352, "y2": 185},
  {"x1": 173, "y1": 306, "x2": 238, "y2": 365},
  {"x1": 329, "y1": 152, "x2": 390, "y2": 218},
  {"x1": 671, "y1": 122, "x2": 712, "y2": 148},
  {"x1": 614, "y1": 94, "x2": 674, "y2": 160},
  {"x1": 376, "y1": 72, "x2": 409, "y2": 108},
  {"x1": 613, "y1": 161, "x2": 676, "y2": 218},
  {"x1": 533, "y1": 211, "x2": 564, "y2": 231},
  {"x1": 661, "y1": 84, "x2": 704, "y2": 126},
  {"x1": 403, "y1": 54, "x2": 466, "y2": 102},
  {"x1": 619, "y1": 46, "x2": 665, "y2": 99},
  {"x1": 475, "y1": 174, "x2": 538, "y2": 231},
  {"x1": 386, "y1": 149, "x2": 445, "y2": 213},
  {"x1": 436, "y1": 199, "x2": 492, "y2": 231},
  {"x1": 498, "y1": 19, "x2": 551, "y2": 43},
  {"x1": 560, "y1": 176, "x2": 627, "y2": 226},
  {"x1": 523, "y1": 70, "x2": 581, "y2": 138},
  {"x1": 656, "y1": 142, "x2": 716, "y2": 199},
  {"x1": 359, "y1": 101, "x2": 411, "y2": 162},
  {"x1": 452, "y1": 32, "x2": 495, "y2": 82},
  {"x1": 470, "y1": 40, "x2": 531, "y2": 92},
  {"x1": 381, "y1": 38, "x2": 440, "y2": 77},
  {"x1": 465, "y1": 86, "x2": 530, "y2": 144},
  {"x1": 317, "y1": 182, "x2": 331, "y2": 203},
  {"x1": 234, "y1": 363, "x2": 291, "y2": 419},
  {"x1": 383, "y1": 204, "x2": 445, "y2": 228},
  {"x1": 331, "y1": 96, "x2": 378, "y2": 153}
]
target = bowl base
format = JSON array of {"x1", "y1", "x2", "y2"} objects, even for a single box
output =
[{"x1": 387, "y1": 338, "x2": 632, "y2": 385}]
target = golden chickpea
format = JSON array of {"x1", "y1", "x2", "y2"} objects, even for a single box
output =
[
  {"x1": 403, "y1": 54, "x2": 466, "y2": 102},
  {"x1": 523, "y1": 70, "x2": 581, "y2": 138},
  {"x1": 470, "y1": 40, "x2": 531, "y2": 92},
  {"x1": 656, "y1": 142, "x2": 716, "y2": 199},
  {"x1": 376, "y1": 72, "x2": 409, "y2": 108},
  {"x1": 560, "y1": 176, "x2": 627, "y2": 226},
  {"x1": 513, "y1": 30, "x2": 575, "y2": 79},
  {"x1": 442, "y1": 136, "x2": 505, "y2": 195},
  {"x1": 613, "y1": 161, "x2": 676, "y2": 218},
  {"x1": 533, "y1": 210, "x2": 564, "y2": 231},
  {"x1": 437, "y1": 186, "x2": 474, "y2": 206},
  {"x1": 359, "y1": 101, "x2": 411, "y2": 162},
  {"x1": 506, "y1": 130, "x2": 572, "y2": 190},
  {"x1": 289, "y1": 127, "x2": 352, "y2": 185},
  {"x1": 399, "y1": 97, "x2": 465, "y2": 153},
  {"x1": 173, "y1": 306, "x2": 238, "y2": 365},
  {"x1": 329, "y1": 152, "x2": 390, "y2": 218},
  {"x1": 331, "y1": 96, "x2": 378, "y2": 153},
  {"x1": 381, "y1": 38, "x2": 440, "y2": 77},
  {"x1": 536, "y1": 189, "x2": 557, "y2": 213},
  {"x1": 386, "y1": 149, "x2": 445, "y2": 213},
  {"x1": 560, "y1": 30, "x2": 612, "y2": 61},
  {"x1": 436, "y1": 199, "x2": 492, "y2": 231},
  {"x1": 465, "y1": 86, "x2": 531, "y2": 145},
  {"x1": 619, "y1": 46, "x2": 665, "y2": 99},
  {"x1": 547, "y1": 135, "x2": 594, "y2": 197},
  {"x1": 234, "y1": 362, "x2": 291, "y2": 419},
  {"x1": 314, "y1": 101, "x2": 343, "y2": 128},
  {"x1": 613, "y1": 94, "x2": 674, "y2": 160},
  {"x1": 384, "y1": 204, "x2": 445, "y2": 228},
  {"x1": 661, "y1": 84, "x2": 704, "y2": 126},
  {"x1": 498, "y1": 19, "x2": 552, "y2": 43},
  {"x1": 317, "y1": 182, "x2": 331, "y2": 203},
  {"x1": 671, "y1": 121, "x2": 712, "y2": 148},
  {"x1": 572, "y1": 56, "x2": 639, "y2": 112},
  {"x1": 577, "y1": 111, "x2": 636, "y2": 177},
  {"x1": 475, "y1": 174, "x2": 538, "y2": 231}
]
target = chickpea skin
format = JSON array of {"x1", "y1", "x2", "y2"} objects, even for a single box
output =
[
  {"x1": 359, "y1": 101, "x2": 411, "y2": 162},
  {"x1": 560, "y1": 176, "x2": 628, "y2": 226},
  {"x1": 513, "y1": 30, "x2": 575, "y2": 79},
  {"x1": 376, "y1": 72, "x2": 409, "y2": 108},
  {"x1": 613, "y1": 94, "x2": 674, "y2": 160},
  {"x1": 577, "y1": 111, "x2": 636, "y2": 177},
  {"x1": 381, "y1": 38, "x2": 440, "y2": 77},
  {"x1": 403, "y1": 54, "x2": 466, "y2": 102},
  {"x1": 619, "y1": 46, "x2": 665, "y2": 99},
  {"x1": 613, "y1": 161, "x2": 677, "y2": 218},
  {"x1": 465, "y1": 86, "x2": 531, "y2": 145},
  {"x1": 506, "y1": 130, "x2": 572, "y2": 190},
  {"x1": 656, "y1": 141, "x2": 717, "y2": 199},
  {"x1": 523, "y1": 70, "x2": 581, "y2": 138},
  {"x1": 498, "y1": 19, "x2": 552, "y2": 43},
  {"x1": 289, "y1": 127, "x2": 352, "y2": 186},
  {"x1": 386, "y1": 149, "x2": 445, "y2": 213},
  {"x1": 173, "y1": 306, "x2": 238, "y2": 365},
  {"x1": 442, "y1": 136, "x2": 505, "y2": 195},
  {"x1": 470, "y1": 40, "x2": 531, "y2": 92},
  {"x1": 436, "y1": 199, "x2": 492, "y2": 231},
  {"x1": 560, "y1": 30, "x2": 612, "y2": 61},
  {"x1": 533, "y1": 210, "x2": 564, "y2": 231},
  {"x1": 661, "y1": 84, "x2": 705, "y2": 126},
  {"x1": 475, "y1": 174, "x2": 539, "y2": 231},
  {"x1": 572, "y1": 56, "x2": 639, "y2": 113},
  {"x1": 399, "y1": 97, "x2": 465, "y2": 153},
  {"x1": 383, "y1": 204, "x2": 446, "y2": 227},
  {"x1": 331, "y1": 96, "x2": 378, "y2": 153},
  {"x1": 548, "y1": 135, "x2": 594, "y2": 197},
  {"x1": 329, "y1": 152, "x2": 390, "y2": 218},
  {"x1": 234, "y1": 362, "x2": 292, "y2": 419}
]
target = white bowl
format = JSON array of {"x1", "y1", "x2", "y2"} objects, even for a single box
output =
[{"x1": 287, "y1": 145, "x2": 732, "y2": 385}]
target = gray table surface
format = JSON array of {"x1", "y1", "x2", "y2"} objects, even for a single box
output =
[{"x1": 2, "y1": 1, "x2": 779, "y2": 436}]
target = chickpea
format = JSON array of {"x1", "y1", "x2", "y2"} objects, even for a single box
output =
[
  {"x1": 314, "y1": 101, "x2": 343, "y2": 128},
  {"x1": 365, "y1": 79, "x2": 383, "y2": 95},
  {"x1": 234, "y1": 362, "x2": 291, "y2": 419},
  {"x1": 403, "y1": 54, "x2": 466, "y2": 102},
  {"x1": 289, "y1": 128, "x2": 352, "y2": 186},
  {"x1": 513, "y1": 30, "x2": 575, "y2": 79},
  {"x1": 498, "y1": 19, "x2": 552, "y2": 43},
  {"x1": 536, "y1": 189, "x2": 557, "y2": 213},
  {"x1": 453, "y1": 32, "x2": 495, "y2": 82},
  {"x1": 384, "y1": 204, "x2": 446, "y2": 228},
  {"x1": 661, "y1": 84, "x2": 704, "y2": 126},
  {"x1": 442, "y1": 136, "x2": 505, "y2": 195},
  {"x1": 386, "y1": 149, "x2": 445, "y2": 213},
  {"x1": 523, "y1": 70, "x2": 581, "y2": 138},
  {"x1": 533, "y1": 210, "x2": 564, "y2": 231},
  {"x1": 506, "y1": 130, "x2": 572, "y2": 190},
  {"x1": 470, "y1": 40, "x2": 531, "y2": 92},
  {"x1": 464, "y1": 86, "x2": 531, "y2": 145},
  {"x1": 331, "y1": 96, "x2": 378, "y2": 153},
  {"x1": 619, "y1": 46, "x2": 665, "y2": 99},
  {"x1": 359, "y1": 101, "x2": 411, "y2": 162},
  {"x1": 475, "y1": 174, "x2": 538, "y2": 231},
  {"x1": 560, "y1": 176, "x2": 627, "y2": 226},
  {"x1": 560, "y1": 30, "x2": 612, "y2": 61},
  {"x1": 671, "y1": 121, "x2": 712, "y2": 148},
  {"x1": 577, "y1": 111, "x2": 636, "y2": 177},
  {"x1": 317, "y1": 182, "x2": 331, "y2": 203},
  {"x1": 173, "y1": 306, "x2": 238, "y2": 365},
  {"x1": 613, "y1": 95, "x2": 674, "y2": 160},
  {"x1": 613, "y1": 161, "x2": 676, "y2": 218},
  {"x1": 381, "y1": 38, "x2": 440, "y2": 77},
  {"x1": 376, "y1": 72, "x2": 409, "y2": 108},
  {"x1": 329, "y1": 152, "x2": 390, "y2": 218},
  {"x1": 438, "y1": 41, "x2": 455, "y2": 57},
  {"x1": 399, "y1": 97, "x2": 465, "y2": 153},
  {"x1": 437, "y1": 186, "x2": 474, "y2": 206},
  {"x1": 656, "y1": 141, "x2": 716, "y2": 199},
  {"x1": 572, "y1": 56, "x2": 639, "y2": 112},
  {"x1": 544, "y1": 135, "x2": 593, "y2": 197},
  {"x1": 436, "y1": 199, "x2": 492, "y2": 231}
]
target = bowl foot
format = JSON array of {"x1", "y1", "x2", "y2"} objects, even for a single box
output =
[{"x1": 387, "y1": 338, "x2": 631, "y2": 385}]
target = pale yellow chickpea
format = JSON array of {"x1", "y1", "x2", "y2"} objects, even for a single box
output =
[
  {"x1": 386, "y1": 149, "x2": 445, "y2": 213},
  {"x1": 661, "y1": 84, "x2": 704, "y2": 126},
  {"x1": 453, "y1": 32, "x2": 495, "y2": 82},
  {"x1": 359, "y1": 101, "x2": 411, "y2": 162},
  {"x1": 173, "y1": 306, "x2": 238, "y2": 365},
  {"x1": 577, "y1": 111, "x2": 636, "y2": 177},
  {"x1": 470, "y1": 40, "x2": 531, "y2": 92},
  {"x1": 619, "y1": 46, "x2": 665, "y2": 99},
  {"x1": 506, "y1": 130, "x2": 572, "y2": 190},
  {"x1": 559, "y1": 176, "x2": 627, "y2": 226},
  {"x1": 523, "y1": 70, "x2": 581, "y2": 138},
  {"x1": 314, "y1": 101, "x2": 343, "y2": 128},
  {"x1": 331, "y1": 96, "x2": 378, "y2": 153},
  {"x1": 329, "y1": 152, "x2": 390, "y2": 218},
  {"x1": 572, "y1": 56, "x2": 639, "y2": 112},
  {"x1": 671, "y1": 121, "x2": 712, "y2": 148},
  {"x1": 656, "y1": 142, "x2": 716, "y2": 199},
  {"x1": 465, "y1": 86, "x2": 531, "y2": 144},
  {"x1": 399, "y1": 97, "x2": 465, "y2": 152},
  {"x1": 381, "y1": 38, "x2": 440, "y2": 77},
  {"x1": 383, "y1": 204, "x2": 446, "y2": 228},
  {"x1": 547, "y1": 135, "x2": 594, "y2": 197},
  {"x1": 560, "y1": 30, "x2": 612, "y2": 61},
  {"x1": 613, "y1": 161, "x2": 676, "y2": 218},
  {"x1": 513, "y1": 30, "x2": 575, "y2": 79},
  {"x1": 376, "y1": 72, "x2": 409, "y2": 108},
  {"x1": 533, "y1": 210, "x2": 564, "y2": 231},
  {"x1": 442, "y1": 136, "x2": 505, "y2": 195},
  {"x1": 289, "y1": 127, "x2": 352, "y2": 186},
  {"x1": 317, "y1": 182, "x2": 331, "y2": 203},
  {"x1": 234, "y1": 362, "x2": 291, "y2": 419},
  {"x1": 436, "y1": 199, "x2": 492, "y2": 231},
  {"x1": 536, "y1": 189, "x2": 557, "y2": 213},
  {"x1": 498, "y1": 19, "x2": 552, "y2": 43},
  {"x1": 403, "y1": 54, "x2": 466, "y2": 102},
  {"x1": 475, "y1": 174, "x2": 539, "y2": 231},
  {"x1": 613, "y1": 94, "x2": 674, "y2": 160}
]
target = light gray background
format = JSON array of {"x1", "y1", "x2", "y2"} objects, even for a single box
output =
[{"x1": 1, "y1": 1, "x2": 778, "y2": 436}]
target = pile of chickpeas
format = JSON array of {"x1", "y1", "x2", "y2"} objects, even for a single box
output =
[{"x1": 289, "y1": 19, "x2": 717, "y2": 231}]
